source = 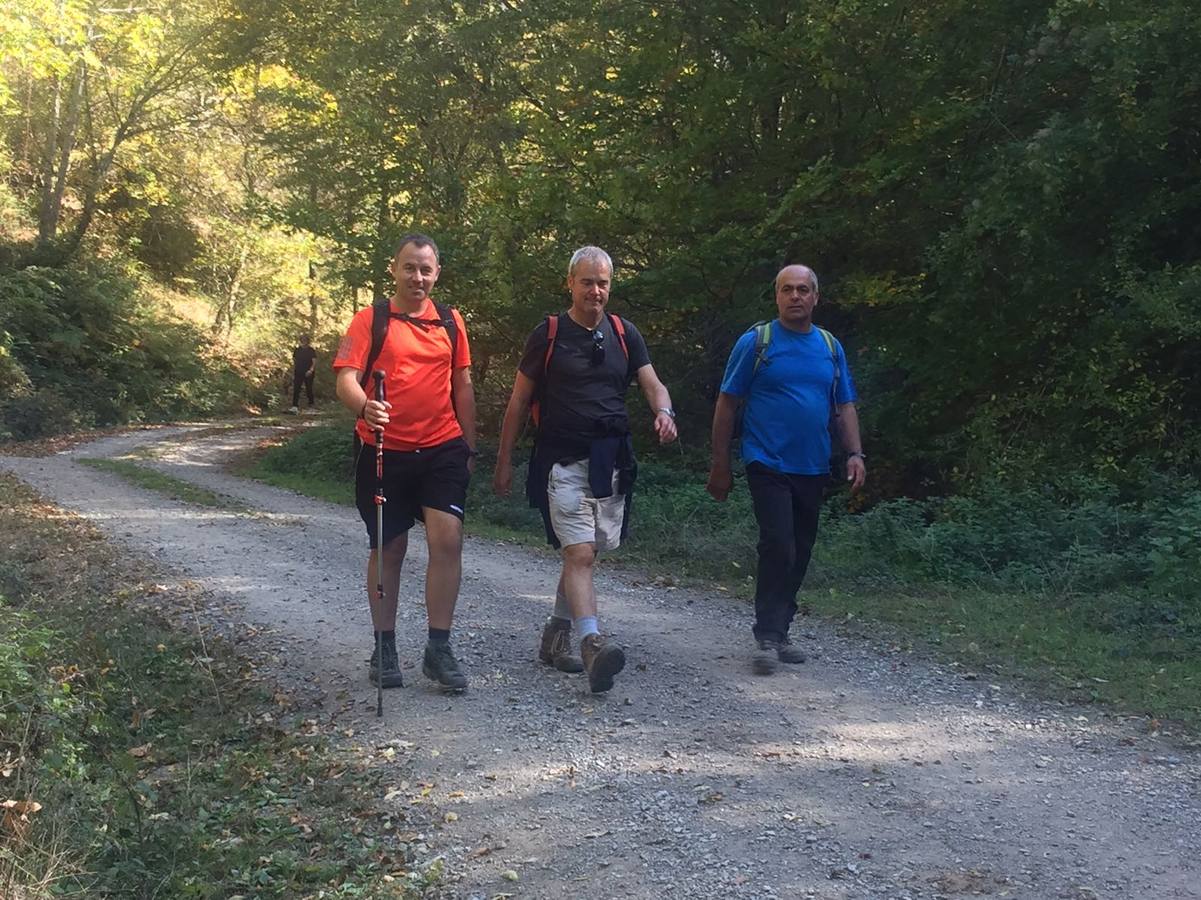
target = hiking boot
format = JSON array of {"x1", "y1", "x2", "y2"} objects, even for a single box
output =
[
  {"x1": 752, "y1": 640, "x2": 779, "y2": 676},
  {"x1": 538, "y1": 618, "x2": 584, "y2": 673},
  {"x1": 776, "y1": 636, "x2": 806, "y2": 665},
  {"x1": 580, "y1": 633, "x2": 625, "y2": 694},
  {"x1": 369, "y1": 641, "x2": 404, "y2": 688},
  {"x1": 422, "y1": 640, "x2": 468, "y2": 691}
]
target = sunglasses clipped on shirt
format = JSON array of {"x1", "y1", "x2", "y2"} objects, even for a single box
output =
[{"x1": 591, "y1": 328, "x2": 605, "y2": 366}]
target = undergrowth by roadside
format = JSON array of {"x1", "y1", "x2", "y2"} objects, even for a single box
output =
[
  {"x1": 241, "y1": 422, "x2": 1201, "y2": 731},
  {"x1": 0, "y1": 473, "x2": 439, "y2": 898},
  {"x1": 78, "y1": 457, "x2": 249, "y2": 511}
]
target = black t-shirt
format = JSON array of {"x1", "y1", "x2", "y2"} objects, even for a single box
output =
[
  {"x1": 518, "y1": 312, "x2": 651, "y2": 440},
  {"x1": 292, "y1": 345, "x2": 317, "y2": 373}
]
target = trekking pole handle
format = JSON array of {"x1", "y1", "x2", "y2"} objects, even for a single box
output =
[{"x1": 370, "y1": 371, "x2": 386, "y2": 436}]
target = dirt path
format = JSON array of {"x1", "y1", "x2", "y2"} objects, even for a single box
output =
[{"x1": 2, "y1": 424, "x2": 1198, "y2": 900}]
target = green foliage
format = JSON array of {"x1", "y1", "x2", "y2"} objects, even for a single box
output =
[
  {"x1": 256, "y1": 420, "x2": 357, "y2": 481},
  {"x1": 0, "y1": 337, "x2": 33, "y2": 401},
  {"x1": 0, "y1": 474, "x2": 425, "y2": 899},
  {"x1": 0, "y1": 261, "x2": 272, "y2": 436},
  {"x1": 1, "y1": 389, "x2": 78, "y2": 440},
  {"x1": 227, "y1": 0, "x2": 1201, "y2": 490},
  {"x1": 821, "y1": 476, "x2": 1201, "y2": 617},
  {"x1": 1145, "y1": 492, "x2": 1201, "y2": 601}
]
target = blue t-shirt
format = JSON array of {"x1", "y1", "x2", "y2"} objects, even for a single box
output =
[{"x1": 719, "y1": 322, "x2": 857, "y2": 475}]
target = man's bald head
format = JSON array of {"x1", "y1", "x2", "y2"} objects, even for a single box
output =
[{"x1": 775, "y1": 264, "x2": 819, "y2": 295}]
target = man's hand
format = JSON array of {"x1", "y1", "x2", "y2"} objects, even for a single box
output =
[
  {"x1": 846, "y1": 455, "x2": 866, "y2": 490},
  {"x1": 653, "y1": 411, "x2": 678, "y2": 444},
  {"x1": 493, "y1": 460, "x2": 513, "y2": 496},
  {"x1": 706, "y1": 466, "x2": 733, "y2": 502},
  {"x1": 363, "y1": 399, "x2": 392, "y2": 432}
]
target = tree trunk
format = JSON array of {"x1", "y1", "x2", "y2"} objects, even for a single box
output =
[
  {"x1": 36, "y1": 75, "x2": 63, "y2": 245},
  {"x1": 225, "y1": 243, "x2": 250, "y2": 337},
  {"x1": 45, "y1": 62, "x2": 86, "y2": 242}
]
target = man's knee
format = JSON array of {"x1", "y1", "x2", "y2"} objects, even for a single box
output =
[
  {"x1": 424, "y1": 511, "x2": 464, "y2": 561},
  {"x1": 562, "y1": 542, "x2": 597, "y2": 570},
  {"x1": 380, "y1": 533, "x2": 408, "y2": 565},
  {"x1": 757, "y1": 534, "x2": 796, "y2": 568}
]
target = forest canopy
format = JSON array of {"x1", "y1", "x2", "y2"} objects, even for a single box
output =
[{"x1": 2, "y1": 0, "x2": 1198, "y2": 492}]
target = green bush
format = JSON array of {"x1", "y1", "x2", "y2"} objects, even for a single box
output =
[
  {"x1": 256, "y1": 420, "x2": 357, "y2": 481},
  {"x1": 1145, "y1": 492, "x2": 1201, "y2": 601},
  {"x1": 821, "y1": 476, "x2": 1201, "y2": 603},
  {"x1": 0, "y1": 260, "x2": 272, "y2": 433},
  {"x1": 1, "y1": 388, "x2": 82, "y2": 440}
]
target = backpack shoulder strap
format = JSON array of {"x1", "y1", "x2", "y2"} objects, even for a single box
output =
[
  {"x1": 360, "y1": 299, "x2": 392, "y2": 388},
  {"x1": 814, "y1": 325, "x2": 842, "y2": 415},
  {"x1": 542, "y1": 313, "x2": 560, "y2": 376},
  {"x1": 814, "y1": 325, "x2": 837, "y2": 359},
  {"x1": 607, "y1": 313, "x2": 630, "y2": 360},
  {"x1": 750, "y1": 320, "x2": 772, "y2": 376},
  {"x1": 530, "y1": 314, "x2": 561, "y2": 428},
  {"x1": 433, "y1": 302, "x2": 458, "y2": 364},
  {"x1": 607, "y1": 313, "x2": 632, "y2": 377}
]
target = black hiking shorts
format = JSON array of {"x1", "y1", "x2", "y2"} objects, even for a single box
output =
[{"x1": 354, "y1": 436, "x2": 471, "y2": 548}]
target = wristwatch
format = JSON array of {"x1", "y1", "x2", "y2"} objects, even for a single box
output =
[
  {"x1": 847, "y1": 451, "x2": 866, "y2": 462},
  {"x1": 656, "y1": 407, "x2": 676, "y2": 419}
]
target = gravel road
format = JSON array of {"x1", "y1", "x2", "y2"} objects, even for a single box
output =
[{"x1": 2, "y1": 423, "x2": 1198, "y2": 900}]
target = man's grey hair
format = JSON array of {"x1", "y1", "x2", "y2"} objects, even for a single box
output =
[
  {"x1": 776, "y1": 264, "x2": 819, "y2": 294},
  {"x1": 568, "y1": 245, "x2": 613, "y2": 278}
]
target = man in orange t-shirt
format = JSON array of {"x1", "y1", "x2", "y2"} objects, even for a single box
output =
[{"x1": 333, "y1": 233, "x2": 477, "y2": 692}]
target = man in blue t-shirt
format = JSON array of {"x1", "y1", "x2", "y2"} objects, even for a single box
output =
[{"x1": 707, "y1": 264, "x2": 867, "y2": 675}]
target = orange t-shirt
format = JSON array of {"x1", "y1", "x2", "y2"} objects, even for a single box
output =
[{"x1": 333, "y1": 298, "x2": 471, "y2": 450}]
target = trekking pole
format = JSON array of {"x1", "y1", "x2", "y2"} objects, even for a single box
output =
[{"x1": 373, "y1": 370, "x2": 387, "y2": 718}]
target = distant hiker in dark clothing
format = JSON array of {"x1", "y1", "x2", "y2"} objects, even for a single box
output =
[
  {"x1": 290, "y1": 334, "x2": 317, "y2": 413},
  {"x1": 493, "y1": 245, "x2": 677, "y2": 693},
  {"x1": 707, "y1": 264, "x2": 866, "y2": 676}
]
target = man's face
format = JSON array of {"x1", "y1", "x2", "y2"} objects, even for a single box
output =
[
  {"x1": 391, "y1": 243, "x2": 440, "y2": 304},
  {"x1": 568, "y1": 258, "x2": 611, "y2": 318},
  {"x1": 775, "y1": 266, "x2": 818, "y2": 326}
]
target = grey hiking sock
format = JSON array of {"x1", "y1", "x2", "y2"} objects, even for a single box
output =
[{"x1": 553, "y1": 586, "x2": 571, "y2": 620}]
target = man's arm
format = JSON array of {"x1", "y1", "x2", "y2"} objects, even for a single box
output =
[
  {"x1": 492, "y1": 370, "x2": 537, "y2": 496},
  {"x1": 451, "y1": 366, "x2": 477, "y2": 471},
  {"x1": 335, "y1": 367, "x2": 390, "y2": 431},
  {"x1": 706, "y1": 392, "x2": 740, "y2": 501},
  {"x1": 635, "y1": 364, "x2": 678, "y2": 444},
  {"x1": 835, "y1": 402, "x2": 866, "y2": 490}
]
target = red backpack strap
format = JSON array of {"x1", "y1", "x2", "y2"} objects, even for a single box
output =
[
  {"x1": 607, "y1": 313, "x2": 629, "y2": 360},
  {"x1": 543, "y1": 313, "x2": 559, "y2": 375},
  {"x1": 531, "y1": 314, "x2": 559, "y2": 427}
]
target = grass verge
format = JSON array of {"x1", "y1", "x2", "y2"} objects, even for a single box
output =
[
  {"x1": 0, "y1": 473, "x2": 438, "y2": 898},
  {"x1": 77, "y1": 457, "x2": 249, "y2": 511},
  {"x1": 805, "y1": 584, "x2": 1200, "y2": 731}
]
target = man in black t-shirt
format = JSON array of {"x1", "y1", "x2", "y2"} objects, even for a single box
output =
[
  {"x1": 493, "y1": 246, "x2": 678, "y2": 693},
  {"x1": 290, "y1": 334, "x2": 317, "y2": 412}
]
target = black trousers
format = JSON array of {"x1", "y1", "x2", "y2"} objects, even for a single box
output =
[
  {"x1": 291, "y1": 371, "x2": 314, "y2": 407},
  {"x1": 746, "y1": 462, "x2": 826, "y2": 643}
]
